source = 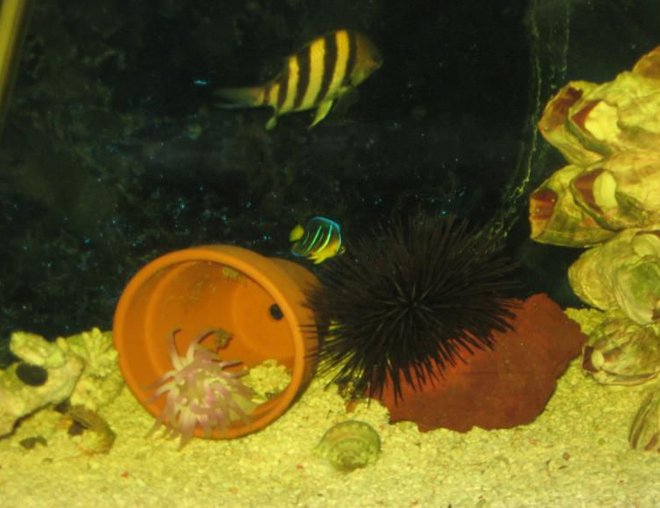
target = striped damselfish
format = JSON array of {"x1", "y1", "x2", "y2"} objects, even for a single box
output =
[
  {"x1": 215, "y1": 29, "x2": 382, "y2": 130},
  {"x1": 289, "y1": 216, "x2": 345, "y2": 264}
]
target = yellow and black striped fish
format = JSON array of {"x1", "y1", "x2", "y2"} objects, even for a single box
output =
[
  {"x1": 289, "y1": 216, "x2": 345, "y2": 264},
  {"x1": 215, "y1": 29, "x2": 382, "y2": 130}
]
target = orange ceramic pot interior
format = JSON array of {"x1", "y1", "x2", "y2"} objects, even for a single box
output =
[{"x1": 113, "y1": 245, "x2": 319, "y2": 439}]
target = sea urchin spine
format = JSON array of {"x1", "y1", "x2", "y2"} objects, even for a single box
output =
[{"x1": 307, "y1": 215, "x2": 518, "y2": 401}]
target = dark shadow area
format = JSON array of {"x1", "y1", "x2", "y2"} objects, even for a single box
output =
[{"x1": 1, "y1": 0, "x2": 658, "y2": 364}]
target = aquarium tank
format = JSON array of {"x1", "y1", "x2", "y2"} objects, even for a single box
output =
[
  {"x1": 0, "y1": 0, "x2": 658, "y2": 505},
  {"x1": 0, "y1": 0, "x2": 655, "y2": 348}
]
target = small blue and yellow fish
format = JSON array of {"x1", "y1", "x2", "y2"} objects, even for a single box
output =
[
  {"x1": 289, "y1": 216, "x2": 345, "y2": 264},
  {"x1": 215, "y1": 29, "x2": 382, "y2": 130}
]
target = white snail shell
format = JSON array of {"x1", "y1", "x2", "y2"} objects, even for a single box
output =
[{"x1": 316, "y1": 420, "x2": 381, "y2": 471}]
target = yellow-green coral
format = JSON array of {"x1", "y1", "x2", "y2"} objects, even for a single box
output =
[
  {"x1": 242, "y1": 359, "x2": 291, "y2": 403},
  {"x1": 1, "y1": 332, "x2": 84, "y2": 437},
  {"x1": 65, "y1": 328, "x2": 124, "y2": 410},
  {"x1": 564, "y1": 307, "x2": 607, "y2": 336}
]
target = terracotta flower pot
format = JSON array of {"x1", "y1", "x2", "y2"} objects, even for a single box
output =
[{"x1": 113, "y1": 245, "x2": 319, "y2": 440}]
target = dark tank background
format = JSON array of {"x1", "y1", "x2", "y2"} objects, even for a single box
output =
[{"x1": 1, "y1": 0, "x2": 659, "y2": 364}]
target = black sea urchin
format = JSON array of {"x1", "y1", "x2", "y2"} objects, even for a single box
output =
[{"x1": 307, "y1": 215, "x2": 518, "y2": 401}]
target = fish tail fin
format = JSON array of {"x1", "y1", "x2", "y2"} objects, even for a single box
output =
[{"x1": 214, "y1": 85, "x2": 264, "y2": 108}]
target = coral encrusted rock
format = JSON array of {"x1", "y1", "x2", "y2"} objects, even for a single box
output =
[{"x1": 377, "y1": 293, "x2": 586, "y2": 432}]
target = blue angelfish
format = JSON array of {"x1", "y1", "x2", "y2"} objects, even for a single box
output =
[{"x1": 289, "y1": 216, "x2": 345, "y2": 264}]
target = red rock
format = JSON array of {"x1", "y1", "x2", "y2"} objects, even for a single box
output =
[{"x1": 376, "y1": 293, "x2": 586, "y2": 432}]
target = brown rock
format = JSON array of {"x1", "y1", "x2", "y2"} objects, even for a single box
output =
[{"x1": 377, "y1": 293, "x2": 586, "y2": 432}]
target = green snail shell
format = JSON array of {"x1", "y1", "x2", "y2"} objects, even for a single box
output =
[{"x1": 316, "y1": 420, "x2": 381, "y2": 472}]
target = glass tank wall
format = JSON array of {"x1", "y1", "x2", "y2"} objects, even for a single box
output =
[{"x1": 1, "y1": 0, "x2": 658, "y2": 364}]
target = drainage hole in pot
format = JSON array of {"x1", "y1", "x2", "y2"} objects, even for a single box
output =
[{"x1": 269, "y1": 304, "x2": 284, "y2": 320}]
